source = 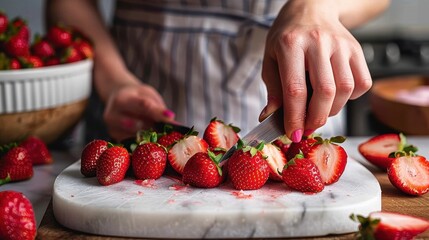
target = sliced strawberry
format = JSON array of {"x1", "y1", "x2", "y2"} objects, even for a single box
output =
[
  {"x1": 227, "y1": 141, "x2": 269, "y2": 190},
  {"x1": 167, "y1": 134, "x2": 208, "y2": 175},
  {"x1": 285, "y1": 136, "x2": 317, "y2": 160},
  {"x1": 182, "y1": 151, "x2": 223, "y2": 188},
  {"x1": 306, "y1": 136, "x2": 347, "y2": 185},
  {"x1": 203, "y1": 117, "x2": 240, "y2": 150},
  {"x1": 272, "y1": 134, "x2": 291, "y2": 154},
  {"x1": 281, "y1": 153, "x2": 324, "y2": 193},
  {"x1": 261, "y1": 142, "x2": 286, "y2": 181},
  {"x1": 387, "y1": 153, "x2": 429, "y2": 196},
  {"x1": 351, "y1": 211, "x2": 429, "y2": 240}
]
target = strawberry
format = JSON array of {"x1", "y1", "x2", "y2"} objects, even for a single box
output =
[
  {"x1": 261, "y1": 142, "x2": 286, "y2": 181},
  {"x1": 9, "y1": 58, "x2": 20, "y2": 69},
  {"x1": 0, "y1": 12, "x2": 8, "y2": 34},
  {"x1": 0, "y1": 191, "x2": 36, "y2": 240},
  {"x1": 358, "y1": 133, "x2": 417, "y2": 171},
  {"x1": 61, "y1": 45, "x2": 82, "y2": 63},
  {"x1": 203, "y1": 117, "x2": 240, "y2": 150},
  {"x1": 19, "y1": 55, "x2": 43, "y2": 68},
  {"x1": 350, "y1": 211, "x2": 429, "y2": 240},
  {"x1": 47, "y1": 25, "x2": 73, "y2": 48},
  {"x1": 155, "y1": 125, "x2": 184, "y2": 149},
  {"x1": 11, "y1": 17, "x2": 30, "y2": 42},
  {"x1": 167, "y1": 131, "x2": 208, "y2": 175},
  {"x1": 182, "y1": 151, "x2": 223, "y2": 188},
  {"x1": 227, "y1": 141, "x2": 269, "y2": 190},
  {"x1": 306, "y1": 136, "x2": 348, "y2": 185},
  {"x1": 96, "y1": 145, "x2": 130, "y2": 186},
  {"x1": 0, "y1": 145, "x2": 33, "y2": 185},
  {"x1": 73, "y1": 39, "x2": 93, "y2": 59},
  {"x1": 281, "y1": 153, "x2": 324, "y2": 193},
  {"x1": 80, "y1": 139, "x2": 108, "y2": 177},
  {"x1": 387, "y1": 152, "x2": 429, "y2": 196},
  {"x1": 285, "y1": 136, "x2": 317, "y2": 160},
  {"x1": 45, "y1": 57, "x2": 60, "y2": 66},
  {"x1": 31, "y1": 37, "x2": 55, "y2": 59},
  {"x1": 272, "y1": 134, "x2": 291, "y2": 154},
  {"x1": 3, "y1": 34, "x2": 29, "y2": 57},
  {"x1": 19, "y1": 136, "x2": 52, "y2": 165},
  {"x1": 132, "y1": 131, "x2": 167, "y2": 180},
  {"x1": 0, "y1": 53, "x2": 20, "y2": 70}
]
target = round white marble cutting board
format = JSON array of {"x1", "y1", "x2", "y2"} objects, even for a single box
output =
[{"x1": 53, "y1": 158, "x2": 381, "y2": 239}]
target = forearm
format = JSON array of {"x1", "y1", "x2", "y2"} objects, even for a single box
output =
[{"x1": 45, "y1": 0, "x2": 139, "y2": 101}]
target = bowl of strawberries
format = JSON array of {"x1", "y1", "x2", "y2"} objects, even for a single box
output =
[{"x1": 0, "y1": 13, "x2": 94, "y2": 145}]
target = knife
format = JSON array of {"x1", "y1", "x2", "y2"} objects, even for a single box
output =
[{"x1": 220, "y1": 108, "x2": 284, "y2": 162}]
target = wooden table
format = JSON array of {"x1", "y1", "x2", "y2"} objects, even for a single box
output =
[{"x1": 36, "y1": 168, "x2": 429, "y2": 239}]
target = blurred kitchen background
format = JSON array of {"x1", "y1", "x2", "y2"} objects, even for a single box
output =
[{"x1": 1, "y1": 0, "x2": 429, "y2": 142}]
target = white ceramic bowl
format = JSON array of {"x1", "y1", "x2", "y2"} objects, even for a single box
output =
[{"x1": 0, "y1": 60, "x2": 93, "y2": 144}]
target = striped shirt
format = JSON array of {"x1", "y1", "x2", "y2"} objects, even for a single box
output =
[{"x1": 86, "y1": 0, "x2": 345, "y2": 140}]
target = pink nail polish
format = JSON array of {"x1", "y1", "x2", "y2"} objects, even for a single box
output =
[
  {"x1": 163, "y1": 109, "x2": 175, "y2": 118},
  {"x1": 304, "y1": 129, "x2": 314, "y2": 137},
  {"x1": 291, "y1": 129, "x2": 303, "y2": 143}
]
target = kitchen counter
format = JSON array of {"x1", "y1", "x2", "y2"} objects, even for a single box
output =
[{"x1": 2, "y1": 137, "x2": 429, "y2": 239}]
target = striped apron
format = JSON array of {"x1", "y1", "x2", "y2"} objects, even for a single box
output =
[{"x1": 86, "y1": 0, "x2": 345, "y2": 141}]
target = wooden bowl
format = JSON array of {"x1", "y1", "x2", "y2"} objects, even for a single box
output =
[{"x1": 370, "y1": 75, "x2": 429, "y2": 135}]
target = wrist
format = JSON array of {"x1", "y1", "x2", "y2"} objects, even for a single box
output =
[{"x1": 283, "y1": 0, "x2": 340, "y2": 22}]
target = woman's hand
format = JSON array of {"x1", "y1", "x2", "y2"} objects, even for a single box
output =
[{"x1": 260, "y1": 0, "x2": 372, "y2": 142}]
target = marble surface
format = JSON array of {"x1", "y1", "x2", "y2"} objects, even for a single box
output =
[{"x1": 52, "y1": 157, "x2": 381, "y2": 239}]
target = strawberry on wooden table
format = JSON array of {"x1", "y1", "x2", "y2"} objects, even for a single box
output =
[
  {"x1": 182, "y1": 150, "x2": 224, "y2": 188},
  {"x1": 132, "y1": 131, "x2": 167, "y2": 180},
  {"x1": 0, "y1": 191, "x2": 36, "y2": 240},
  {"x1": 0, "y1": 144, "x2": 33, "y2": 185},
  {"x1": 203, "y1": 117, "x2": 240, "y2": 150},
  {"x1": 227, "y1": 141, "x2": 269, "y2": 190},
  {"x1": 350, "y1": 211, "x2": 429, "y2": 240},
  {"x1": 96, "y1": 145, "x2": 130, "y2": 186},
  {"x1": 167, "y1": 130, "x2": 208, "y2": 175},
  {"x1": 306, "y1": 136, "x2": 348, "y2": 185},
  {"x1": 80, "y1": 139, "x2": 108, "y2": 177},
  {"x1": 261, "y1": 142, "x2": 286, "y2": 181},
  {"x1": 387, "y1": 151, "x2": 429, "y2": 196},
  {"x1": 281, "y1": 153, "x2": 324, "y2": 193},
  {"x1": 19, "y1": 136, "x2": 52, "y2": 165}
]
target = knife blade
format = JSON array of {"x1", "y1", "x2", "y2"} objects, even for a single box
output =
[{"x1": 220, "y1": 108, "x2": 284, "y2": 162}]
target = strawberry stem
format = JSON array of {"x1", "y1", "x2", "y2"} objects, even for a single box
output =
[{"x1": 0, "y1": 174, "x2": 11, "y2": 185}]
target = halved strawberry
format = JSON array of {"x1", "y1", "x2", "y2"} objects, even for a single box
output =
[
  {"x1": 261, "y1": 142, "x2": 286, "y2": 181},
  {"x1": 272, "y1": 134, "x2": 291, "y2": 154},
  {"x1": 227, "y1": 141, "x2": 269, "y2": 190},
  {"x1": 306, "y1": 136, "x2": 347, "y2": 185},
  {"x1": 387, "y1": 153, "x2": 429, "y2": 196},
  {"x1": 358, "y1": 133, "x2": 417, "y2": 171},
  {"x1": 203, "y1": 117, "x2": 240, "y2": 150},
  {"x1": 351, "y1": 211, "x2": 429, "y2": 240},
  {"x1": 285, "y1": 136, "x2": 317, "y2": 160},
  {"x1": 167, "y1": 133, "x2": 208, "y2": 175}
]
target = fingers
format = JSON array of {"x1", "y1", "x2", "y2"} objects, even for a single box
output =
[
  {"x1": 260, "y1": 55, "x2": 283, "y2": 122},
  {"x1": 349, "y1": 45, "x2": 372, "y2": 99}
]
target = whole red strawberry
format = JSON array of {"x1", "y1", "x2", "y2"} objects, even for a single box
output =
[
  {"x1": 203, "y1": 117, "x2": 240, "y2": 150},
  {"x1": 31, "y1": 38, "x2": 55, "y2": 59},
  {"x1": 0, "y1": 191, "x2": 36, "y2": 240},
  {"x1": 351, "y1": 212, "x2": 429, "y2": 240},
  {"x1": 45, "y1": 57, "x2": 60, "y2": 66},
  {"x1": 387, "y1": 152, "x2": 429, "y2": 196},
  {"x1": 0, "y1": 145, "x2": 33, "y2": 185},
  {"x1": 9, "y1": 58, "x2": 20, "y2": 69},
  {"x1": 11, "y1": 17, "x2": 30, "y2": 42},
  {"x1": 183, "y1": 151, "x2": 224, "y2": 188},
  {"x1": 19, "y1": 136, "x2": 52, "y2": 165},
  {"x1": 157, "y1": 130, "x2": 184, "y2": 149},
  {"x1": 80, "y1": 139, "x2": 108, "y2": 177},
  {"x1": 168, "y1": 131, "x2": 209, "y2": 175},
  {"x1": 227, "y1": 141, "x2": 269, "y2": 190},
  {"x1": 19, "y1": 55, "x2": 43, "y2": 68},
  {"x1": 61, "y1": 45, "x2": 82, "y2": 63},
  {"x1": 96, "y1": 145, "x2": 130, "y2": 186},
  {"x1": 4, "y1": 35, "x2": 29, "y2": 57},
  {"x1": 47, "y1": 25, "x2": 73, "y2": 48},
  {"x1": 132, "y1": 131, "x2": 167, "y2": 180},
  {"x1": 281, "y1": 153, "x2": 324, "y2": 193},
  {"x1": 306, "y1": 136, "x2": 348, "y2": 185},
  {"x1": 73, "y1": 39, "x2": 93, "y2": 59},
  {"x1": 0, "y1": 12, "x2": 8, "y2": 34},
  {"x1": 285, "y1": 136, "x2": 317, "y2": 160}
]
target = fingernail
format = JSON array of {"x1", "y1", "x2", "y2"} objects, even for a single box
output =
[
  {"x1": 259, "y1": 106, "x2": 268, "y2": 121},
  {"x1": 304, "y1": 129, "x2": 314, "y2": 137},
  {"x1": 291, "y1": 129, "x2": 303, "y2": 143},
  {"x1": 163, "y1": 109, "x2": 175, "y2": 118}
]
